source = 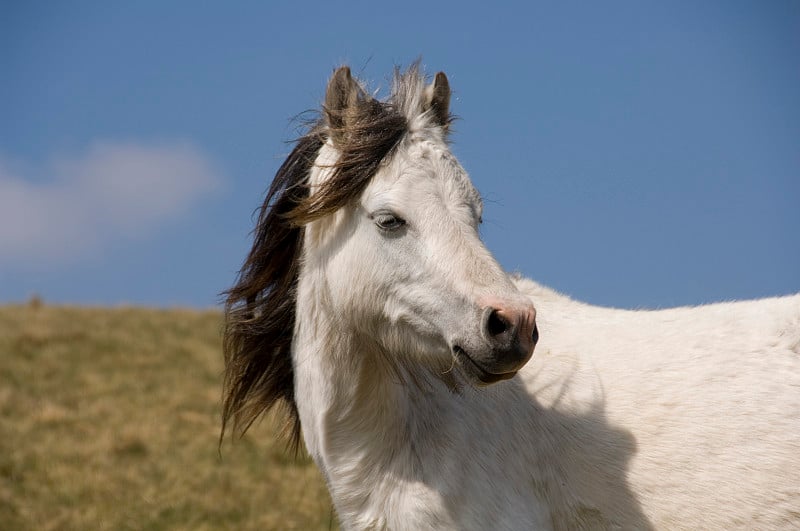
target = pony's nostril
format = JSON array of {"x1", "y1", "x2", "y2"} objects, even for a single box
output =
[
  {"x1": 531, "y1": 324, "x2": 539, "y2": 346},
  {"x1": 487, "y1": 309, "x2": 509, "y2": 337}
]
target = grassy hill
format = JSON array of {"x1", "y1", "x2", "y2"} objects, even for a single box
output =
[{"x1": 0, "y1": 302, "x2": 336, "y2": 530}]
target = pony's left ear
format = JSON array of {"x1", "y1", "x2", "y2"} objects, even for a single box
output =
[
  {"x1": 324, "y1": 65, "x2": 368, "y2": 146},
  {"x1": 424, "y1": 72, "x2": 451, "y2": 129}
]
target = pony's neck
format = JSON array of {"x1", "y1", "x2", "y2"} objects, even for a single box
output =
[
  {"x1": 292, "y1": 267, "x2": 469, "y2": 527},
  {"x1": 294, "y1": 313, "x2": 412, "y2": 461}
]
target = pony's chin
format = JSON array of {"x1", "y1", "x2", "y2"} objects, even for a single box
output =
[{"x1": 452, "y1": 346, "x2": 517, "y2": 386}]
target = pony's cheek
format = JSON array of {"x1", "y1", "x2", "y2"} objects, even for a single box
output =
[{"x1": 324, "y1": 257, "x2": 392, "y2": 320}]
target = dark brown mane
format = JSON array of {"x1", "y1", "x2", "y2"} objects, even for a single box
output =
[{"x1": 221, "y1": 68, "x2": 411, "y2": 449}]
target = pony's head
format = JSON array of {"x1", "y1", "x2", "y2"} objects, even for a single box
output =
[{"x1": 222, "y1": 64, "x2": 537, "y2": 445}]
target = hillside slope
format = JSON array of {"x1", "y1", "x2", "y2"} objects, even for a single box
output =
[{"x1": 0, "y1": 303, "x2": 334, "y2": 530}]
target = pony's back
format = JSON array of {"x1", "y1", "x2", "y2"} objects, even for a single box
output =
[{"x1": 517, "y1": 278, "x2": 800, "y2": 528}]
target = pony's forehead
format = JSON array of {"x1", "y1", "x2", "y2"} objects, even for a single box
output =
[
  {"x1": 372, "y1": 137, "x2": 483, "y2": 213},
  {"x1": 387, "y1": 66, "x2": 477, "y2": 203}
]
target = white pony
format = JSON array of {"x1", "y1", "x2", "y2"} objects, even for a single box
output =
[{"x1": 222, "y1": 64, "x2": 800, "y2": 530}]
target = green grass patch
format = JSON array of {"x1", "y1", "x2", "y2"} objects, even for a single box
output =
[{"x1": 0, "y1": 303, "x2": 337, "y2": 530}]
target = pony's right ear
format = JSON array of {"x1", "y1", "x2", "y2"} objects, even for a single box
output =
[
  {"x1": 424, "y1": 71, "x2": 451, "y2": 130},
  {"x1": 324, "y1": 66, "x2": 363, "y2": 146}
]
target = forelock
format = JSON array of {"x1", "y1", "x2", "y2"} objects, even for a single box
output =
[{"x1": 389, "y1": 62, "x2": 452, "y2": 133}]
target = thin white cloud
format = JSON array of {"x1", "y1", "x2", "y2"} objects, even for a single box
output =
[{"x1": 0, "y1": 140, "x2": 221, "y2": 267}]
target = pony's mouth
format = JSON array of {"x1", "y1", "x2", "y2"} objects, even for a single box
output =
[{"x1": 452, "y1": 346, "x2": 517, "y2": 385}]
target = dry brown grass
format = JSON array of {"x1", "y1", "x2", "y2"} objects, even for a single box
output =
[{"x1": 0, "y1": 303, "x2": 337, "y2": 530}]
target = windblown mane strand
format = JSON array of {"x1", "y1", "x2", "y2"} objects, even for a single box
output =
[
  {"x1": 221, "y1": 128, "x2": 323, "y2": 449},
  {"x1": 221, "y1": 76, "x2": 411, "y2": 448}
]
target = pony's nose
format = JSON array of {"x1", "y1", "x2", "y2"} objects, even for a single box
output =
[{"x1": 482, "y1": 303, "x2": 538, "y2": 372}]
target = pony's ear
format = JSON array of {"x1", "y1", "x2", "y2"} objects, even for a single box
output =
[
  {"x1": 324, "y1": 66, "x2": 364, "y2": 146},
  {"x1": 424, "y1": 71, "x2": 451, "y2": 129}
]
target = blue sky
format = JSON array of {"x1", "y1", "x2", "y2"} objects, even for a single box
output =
[{"x1": 1, "y1": 1, "x2": 798, "y2": 308}]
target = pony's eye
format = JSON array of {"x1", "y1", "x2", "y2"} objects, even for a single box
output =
[{"x1": 373, "y1": 211, "x2": 406, "y2": 231}]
